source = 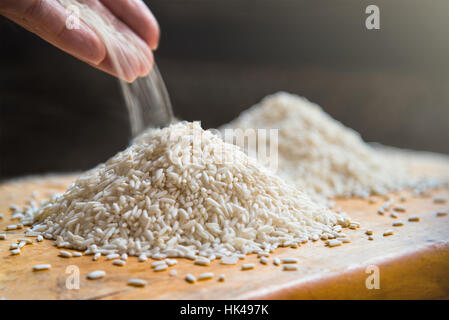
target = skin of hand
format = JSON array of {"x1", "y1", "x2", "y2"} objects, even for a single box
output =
[{"x1": 0, "y1": 0, "x2": 160, "y2": 82}]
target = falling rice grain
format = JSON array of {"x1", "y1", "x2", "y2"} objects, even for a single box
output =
[
  {"x1": 383, "y1": 230, "x2": 394, "y2": 237},
  {"x1": 436, "y1": 211, "x2": 448, "y2": 217},
  {"x1": 273, "y1": 258, "x2": 281, "y2": 266},
  {"x1": 260, "y1": 257, "x2": 269, "y2": 265},
  {"x1": 408, "y1": 216, "x2": 420, "y2": 222},
  {"x1": 218, "y1": 274, "x2": 226, "y2": 282},
  {"x1": 392, "y1": 221, "x2": 404, "y2": 227},
  {"x1": 93, "y1": 253, "x2": 101, "y2": 261},
  {"x1": 365, "y1": 230, "x2": 373, "y2": 236},
  {"x1": 11, "y1": 249, "x2": 21, "y2": 255},
  {"x1": 0, "y1": 234, "x2": 6, "y2": 240},
  {"x1": 36, "y1": 235, "x2": 43, "y2": 242},
  {"x1": 368, "y1": 236, "x2": 374, "y2": 241},
  {"x1": 72, "y1": 252, "x2": 83, "y2": 257}
]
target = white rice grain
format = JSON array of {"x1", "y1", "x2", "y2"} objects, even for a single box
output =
[
  {"x1": 127, "y1": 278, "x2": 147, "y2": 287},
  {"x1": 198, "y1": 272, "x2": 214, "y2": 281},
  {"x1": 32, "y1": 264, "x2": 51, "y2": 272},
  {"x1": 87, "y1": 270, "x2": 106, "y2": 280},
  {"x1": 185, "y1": 274, "x2": 196, "y2": 283}
]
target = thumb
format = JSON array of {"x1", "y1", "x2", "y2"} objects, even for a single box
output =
[{"x1": 1, "y1": 0, "x2": 106, "y2": 65}]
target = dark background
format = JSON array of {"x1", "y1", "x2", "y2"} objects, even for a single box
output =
[{"x1": 1, "y1": 0, "x2": 448, "y2": 180}]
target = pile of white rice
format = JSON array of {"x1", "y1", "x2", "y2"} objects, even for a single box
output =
[
  {"x1": 221, "y1": 92, "x2": 417, "y2": 204},
  {"x1": 27, "y1": 122, "x2": 350, "y2": 258}
]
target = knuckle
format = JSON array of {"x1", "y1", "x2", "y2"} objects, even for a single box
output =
[{"x1": 24, "y1": 0, "x2": 44, "y2": 20}]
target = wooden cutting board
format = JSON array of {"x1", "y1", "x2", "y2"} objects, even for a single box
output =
[{"x1": 0, "y1": 156, "x2": 448, "y2": 300}]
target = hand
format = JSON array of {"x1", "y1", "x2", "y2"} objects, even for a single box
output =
[{"x1": 0, "y1": 0, "x2": 160, "y2": 82}]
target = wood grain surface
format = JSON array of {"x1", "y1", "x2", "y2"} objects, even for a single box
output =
[{"x1": 0, "y1": 158, "x2": 448, "y2": 300}]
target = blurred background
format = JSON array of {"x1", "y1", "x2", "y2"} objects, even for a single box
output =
[{"x1": 0, "y1": 0, "x2": 448, "y2": 180}]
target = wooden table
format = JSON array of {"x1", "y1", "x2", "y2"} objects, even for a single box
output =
[{"x1": 0, "y1": 155, "x2": 448, "y2": 300}]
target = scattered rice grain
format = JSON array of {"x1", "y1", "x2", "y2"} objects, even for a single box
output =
[
  {"x1": 220, "y1": 256, "x2": 239, "y2": 265},
  {"x1": 393, "y1": 206, "x2": 406, "y2": 212},
  {"x1": 87, "y1": 270, "x2": 106, "y2": 280},
  {"x1": 138, "y1": 254, "x2": 148, "y2": 262},
  {"x1": 241, "y1": 264, "x2": 255, "y2": 271},
  {"x1": 165, "y1": 259, "x2": 177, "y2": 266},
  {"x1": 198, "y1": 272, "x2": 214, "y2": 281},
  {"x1": 106, "y1": 254, "x2": 120, "y2": 260},
  {"x1": 154, "y1": 264, "x2": 168, "y2": 272},
  {"x1": 112, "y1": 259, "x2": 126, "y2": 266},
  {"x1": 185, "y1": 274, "x2": 196, "y2": 283},
  {"x1": 127, "y1": 278, "x2": 147, "y2": 287},
  {"x1": 169, "y1": 269, "x2": 178, "y2": 276},
  {"x1": 32, "y1": 264, "x2": 51, "y2": 272},
  {"x1": 281, "y1": 258, "x2": 298, "y2": 264},
  {"x1": 59, "y1": 250, "x2": 72, "y2": 258},
  {"x1": 433, "y1": 197, "x2": 446, "y2": 204},
  {"x1": 283, "y1": 265, "x2": 298, "y2": 271},
  {"x1": 194, "y1": 257, "x2": 210, "y2": 266}
]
